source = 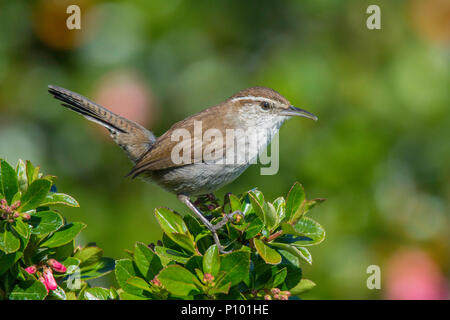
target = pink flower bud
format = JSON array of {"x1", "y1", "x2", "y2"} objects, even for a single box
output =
[
  {"x1": 151, "y1": 277, "x2": 161, "y2": 287},
  {"x1": 280, "y1": 295, "x2": 288, "y2": 300},
  {"x1": 0, "y1": 199, "x2": 6, "y2": 206},
  {"x1": 43, "y1": 268, "x2": 58, "y2": 291},
  {"x1": 203, "y1": 273, "x2": 215, "y2": 283},
  {"x1": 39, "y1": 276, "x2": 50, "y2": 293},
  {"x1": 25, "y1": 265, "x2": 37, "y2": 274},
  {"x1": 264, "y1": 294, "x2": 272, "y2": 300},
  {"x1": 21, "y1": 213, "x2": 31, "y2": 220},
  {"x1": 48, "y1": 259, "x2": 67, "y2": 273},
  {"x1": 273, "y1": 294, "x2": 279, "y2": 299},
  {"x1": 271, "y1": 287, "x2": 280, "y2": 295},
  {"x1": 11, "y1": 201, "x2": 21, "y2": 210}
]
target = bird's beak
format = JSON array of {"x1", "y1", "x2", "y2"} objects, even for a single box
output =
[{"x1": 281, "y1": 105, "x2": 318, "y2": 121}]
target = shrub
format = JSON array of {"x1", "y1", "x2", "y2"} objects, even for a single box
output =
[{"x1": 0, "y1": 158, "x2": 326, "y2": 300}]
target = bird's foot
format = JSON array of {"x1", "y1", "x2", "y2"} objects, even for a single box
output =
[{"x1": 212, "y1": 210, "x2": 242, "y2": 231}]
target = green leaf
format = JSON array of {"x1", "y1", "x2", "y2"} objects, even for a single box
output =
[
  {"x1": 220, "y1": 251, "x2": 250, "y2": 286},
  {"x1": 272, "y1": 267, "x2": 288, "y2": 288},
  {"x1": 303, "y1": 198, "x2": 326, "y2": 215},
  {"x1": 157, "y1": 265, "x2": 201, "y2": 296},
  {"x1": 134, "y1": 242, "x2": 163, "y2": 280},
  {"x1": 11, "y1": 218, "x2": 30, "y2": 240},
  {"x1": 273, "y1": 196, "x2": 286, "y2": 222},
  {"x1": 281, "y1": 217, "x2": 325, "y2": 246},
  {"x1": 115, "y1": 259, "x2": 143, "y2": 296},
  {"x1": 270, "y1": 242, "x2": 312, "y2": 265},
  {"x1": 203, "y1": 244, "x2": 220, "y2": 277},
  {"x1": 154, "y1": 207, "x2": 196, "y2": 253},
  {"x1": 0, "y1": 159, "x2": 19, "y2": 204},
  {"x1": 83, "y1": 287, "x2": 114, "y2": 300},
  {"x1": 49, "y1": 286, "x2": 67, "y2": 300},
  {"x1": 249, "y1": 189, "x2": 264, "y2": 205},
  {"x1": 0, "y1": 232, "x2": 29, "y2": 275},
  {"x1": 18, "y1": 179, "x2": 52, "y2": 212},
  {"x1": 74, "y1": 246, "x2": 103, "y2": 267},
  {"x1": 29, "y1": 210, "x2": 64, "y2": 236},
  {"x1": 244, "y1": 214, "x2": 264, "y2": 239},
  {"x1": 25, "y1": 160, "x2": 36, "y2": 185},
  {"x1": 248, "y1": 193, "x2": 265, "y2": 222},
  {"x1": 79, "y1": 257, "x2": 115, "y2": 280},
  {"x1": 16, "y1": 159, "x2": 28, "y2": 193},
  {"x1": 263, "y1": 201, "x2": 278, "y2": 231},
  {"x1": 155, "y1": 207, "x2": 188, "y2": 234},
  {"x1": 169, "y1": 233, "x2": 196, "y2": 253},
  {"x1": 290, "y1": 279, "x2": 316, "y2": 295},
  {"x1": 40, "y1": 222, "x2": 86, "y2": 248},
  {"x1": 154, "y1": 246, "x2": 190, "y2": 264},
  {"x1": 126, "y1": 276, "x2": 152, "y2": 292},
  {"x1": 39, "y1": 193, "x2": 79, "y2": 207},
  {"x1": 0, "y1": 221, "x2": 20, "y2": 254},
  {"x1": 229, "y1": 194, "x2": 241, "y2": 213},
  {"x1": 254, "y1": 239, "x2": 282, "y2": 265},
  {"x1": 9, "y1": 280, "x2": 48, "y2": 300},
  {"x1": 285, "y1": 182, "x2": 305, "y2": 222}
]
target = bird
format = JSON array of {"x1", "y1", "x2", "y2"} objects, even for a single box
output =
[{"x1": 48, "y1": 85, "x2": 317, "y2": 252}]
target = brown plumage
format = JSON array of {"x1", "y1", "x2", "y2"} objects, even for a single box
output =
[{"x1": 49, "y1": 84, "x2": 317, "y2": 252}]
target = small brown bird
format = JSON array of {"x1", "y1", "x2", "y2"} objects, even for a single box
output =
[{"x1": 48, "y1": 85, "x2": 317, "y2": 252}]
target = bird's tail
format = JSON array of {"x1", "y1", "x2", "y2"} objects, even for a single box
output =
[{"x1": 48, "y1": 85, "x2": 155, "y2": 164}]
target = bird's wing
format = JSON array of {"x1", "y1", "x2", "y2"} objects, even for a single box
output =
[{"x1": 128, "y1": 103, "x2": 237, "y2": 177}]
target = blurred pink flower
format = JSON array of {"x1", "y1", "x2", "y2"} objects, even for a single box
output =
[
  {"x1": 385, "y1": 248, "x2": 447, "y2": 300},
  {"x1": 93, "y1": 71, "x2": 159, "y2": 135}
]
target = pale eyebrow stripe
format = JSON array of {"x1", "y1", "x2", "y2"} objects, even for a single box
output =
[{"x1": 230, "y1": 96, "x2": 279, "y2": 104}]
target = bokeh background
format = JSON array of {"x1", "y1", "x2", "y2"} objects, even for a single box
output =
[{"x1": 0, "y1": 0, "x2": 449, "y2": 299}]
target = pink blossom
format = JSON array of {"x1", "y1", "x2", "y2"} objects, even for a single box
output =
[
  {"x1": 24, "y1": 265, "x2": 37, "y2": 274},
  {"x1": 43, "y1": 268, "x2": 58, "y2": 291},
  {"x1": 48, "y1": 259, "x2": 67, "y2": 273},
  {"x1": 39, "y1": 276, "x2": 50, "y2": 293}
]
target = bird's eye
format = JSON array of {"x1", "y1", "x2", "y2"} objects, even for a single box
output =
[{"x1": 261, "y1": 101, "x2": 271, "y2": 110}]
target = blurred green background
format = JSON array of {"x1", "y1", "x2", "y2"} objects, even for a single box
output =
[{"x1": 0, "y1": 0, "x2": 449, "y2": 299}]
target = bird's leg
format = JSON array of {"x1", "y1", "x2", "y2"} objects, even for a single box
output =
[{"x1": 178, "y1": 194, "x2": 237, "y2": 253}]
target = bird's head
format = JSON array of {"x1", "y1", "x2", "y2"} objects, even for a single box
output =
[{"x1": 228, "y1": 86, "x2": 318, "y2": 129}]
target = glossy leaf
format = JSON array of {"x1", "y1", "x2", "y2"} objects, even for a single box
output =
[
  {"x1": 74, "y1": 246, "x2": 103, "y2": 267},
  {"x1": 0, "y1": 159, "x2": 19, "y2": 204},
  {"x1": 0, "y1": 222, "x2": 20, "y2": 254},
  {"x1": 18, "y1": 179, "x2": 52, "y2": 212},
  {"x1": 9, "y1": 280, "x2": 48, "y2": 300},
  {"x1": 39, "y1": 193, "x2": 79, "y2": 207},
  {"x1": 203, "y1": 244, "x2": 220, "y2": 277},
  {"x1": 29, "y1": 210, "x2": 63, "y2": 235},
  {"x1": 263, "y1": 201, "x2": 278, "y2": 231},
  {"x1": 16, "y1": 159, "x2": 28, "y2": 193},
  {"x1": 290, "y1": 279, "x2": 316, "y2": 295},
  {"x1": 281, "y1": 217, "x2": 325, "y2": 246},
  {"x1": 115, "y1": 259, "x2": 143, "y2": 296},
  {"x1": 134, "y1": 242, "x2": 163, "y2": 280},
  {"x1": 11, "y1": 218, "x2": 30, "y2": 240},
  {"x1": 254, "y1": 239, "x2": 282, "y2": 265},
  {"x1": 285, "y1": 182, "x2": 305, "y2": 222},
  {"x1": 79, "y1": 257, "x2": 115, "y2": 280},
  {"x1": 157, "y1": 265, "x2": 201, "y2": 296},
  {"x1": 83, "y1": 287, "x2": 113, "y2": 300},
  {"x1": 220, "y1": 251, "x2": 250, "y2": 286},
  {"x1": 40, "y1": 222, "x2": 86, "y2": 248},
  {"x1": 155, "y1": 207, "x2": 196, "y2": 253},
  {"x1": 270, "y1": 242, "x2": 312, "y2": 265}
]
